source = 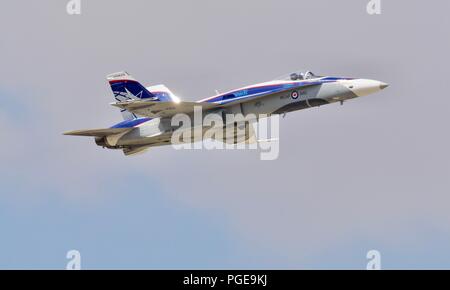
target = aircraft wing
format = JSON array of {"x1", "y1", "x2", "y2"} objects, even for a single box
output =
[
  {"x1": 210, "y1": 122, "x2": 257, "y2": 144},
  {"x1": 111, "y1": 100, "x2": 217, "y2": 118},
  {"x1": 63, "y1": 127, "x2": 132, "y2": 137}
]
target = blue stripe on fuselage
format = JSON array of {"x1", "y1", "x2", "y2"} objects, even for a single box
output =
[
  {"x1": 204, "y1": 80, "x2": 332, "y2": 104},
  {"x1": 202, "y1": 77, "x2": 354, "y2": 104},
  {"x1": 111, "y1": 117, "x2": 152, "y2": 128},
  {"x1": 320, "y1": 77, "x2": 354, "y2": 81}
]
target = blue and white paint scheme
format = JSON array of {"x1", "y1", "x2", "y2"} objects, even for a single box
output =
[{"x1": 64, "y1": 70, "x2": 388, "y2": 155}]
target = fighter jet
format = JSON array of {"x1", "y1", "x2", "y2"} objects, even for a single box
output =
[{"x1": 64, "y1": 70, "x2": 388, "y2": 155}]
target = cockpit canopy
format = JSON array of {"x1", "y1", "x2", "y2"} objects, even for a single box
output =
[{"x1": 275, "y1": 70, "x2": 322, "y2": 81}]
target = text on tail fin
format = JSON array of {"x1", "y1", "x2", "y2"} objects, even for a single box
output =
[{"x1": 107, "y1": 71, "x2": 156, "y2": 101}]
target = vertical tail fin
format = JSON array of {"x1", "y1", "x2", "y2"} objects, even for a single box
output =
[
  {"x1": 107, "y1": 71, "x2": 156, "y2": 100},
  {"x1": 107, "y1": 71, "x2": 156, "y2": 120},
  {"x1": 107, "y1": 71, "x2": 181, "y2": 120}
]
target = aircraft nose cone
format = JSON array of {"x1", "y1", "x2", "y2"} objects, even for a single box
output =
[
  {"x1": 379, "y1": 82, "x2": 389, "y2": 90},
  {"x1": 346, "y1": 79, "x2": 388, "y2": 97}
]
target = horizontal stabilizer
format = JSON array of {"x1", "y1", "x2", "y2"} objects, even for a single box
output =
[
  {"x1": 63, "y1": 127, "x2": 132, "y2": 137},
  {"x1": 111, "y1": 100, "x2": 217, "y2": 118}
]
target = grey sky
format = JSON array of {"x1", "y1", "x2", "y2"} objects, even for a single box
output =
[{"x1": 1, "y1": 0, "x2": 450, "y2": 269}]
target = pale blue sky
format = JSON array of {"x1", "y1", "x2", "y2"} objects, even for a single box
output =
[{"x1": 1, "y1": 0, "x2": 450, "y2": 269}]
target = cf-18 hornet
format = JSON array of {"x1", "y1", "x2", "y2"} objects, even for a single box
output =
[{"x1": 64, "y1": 70, "x2": 388, "y2": 155}]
